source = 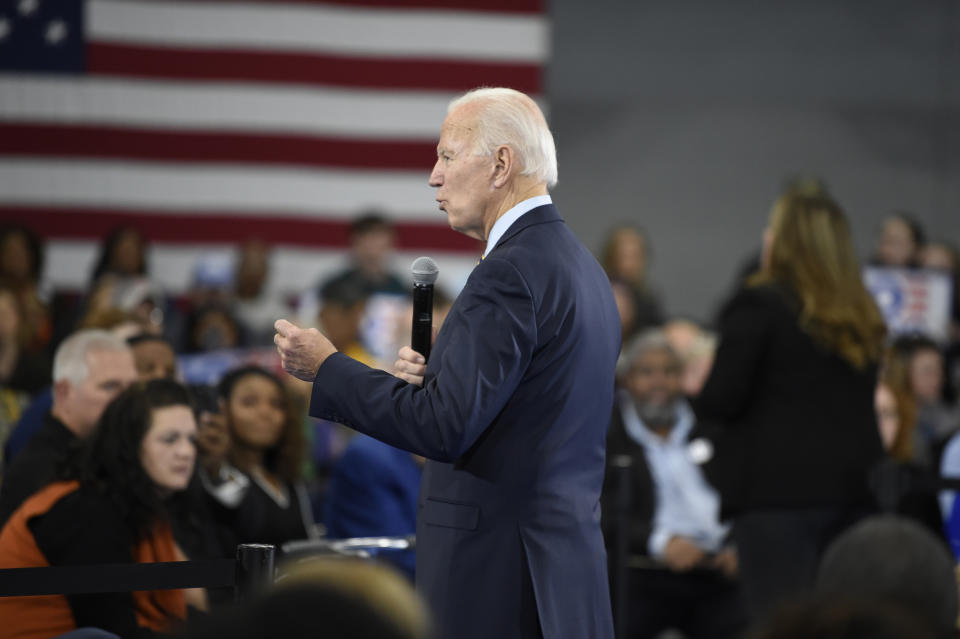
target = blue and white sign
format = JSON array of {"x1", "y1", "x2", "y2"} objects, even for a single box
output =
[{"x1": 864, "y1": 266, "x2": 953, "y2": 342}]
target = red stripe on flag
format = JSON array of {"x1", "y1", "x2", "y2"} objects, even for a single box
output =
[
  {"x1": 0, "y1": 123, "x2": 437, "y2": 171},
  {"x1": 87, "y1": 43, "x2": 542, "y2": 94},
  {"x1": 0, "y1": 207, "x2": 481, "y2": 253},
  {"x1": 180, "y1": 0, "x2": 544, "y2": 15}
]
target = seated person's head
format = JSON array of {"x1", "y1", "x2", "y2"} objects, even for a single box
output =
[
  {"x1": 185, "y1": 305, "x2": 242, "y2": 353},
  {"x1": 875, "y1": 213, "x2": 925, "y2": 268},
  {"x1": 235, "y1": 240, "x2": 270, "y2": 298},
  {"x1": 616, "y1": 330, "x2": 683, "y2": 431},
  {"x1": 663, "y1": 318, "x2": 716, "y2": 397},
  {"x1": 747, "y1": 594, "x2": 936, "y2": 639},
  {"x1": 0, "y1": 224, "x2": 43, "y2": 286},
  {"x1": 350, "y1": 213, "x2": 396, "y2": 277},
  {"x1": 92, "y1": 225, "x2": 148, "y2": 282},
  {"x1": 76, "y1": 378, "x2": 197, "y2": 532},
  {"x1": 127, "y1": 334, "x2": 178, "y2": 381},
  {"x1": 319, "y1": 278, "x2": 368, "y2": 351},
  {"x1": 601, "y1": 225, "x2": 649, "y2": 287},
  {"x1": 52, "y1": 329, "x2": 138, "y2": 439},
  {"x1": 217, "y1": 366, "x2": 302, "y2": 482},
  {"x1": 816, "y1": 515, "x2": 958, "y2": 639},
  {"x1": 892, "y1": 335, "x2": 946, "y2": 405},
  {"x1": 184, "y1": 557, "x2": 431, "y2": 639}
]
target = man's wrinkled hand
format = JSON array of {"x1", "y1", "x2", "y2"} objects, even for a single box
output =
[
  {"x1": 393, "y1": 345, "x2": 426, "y2": 387},
  {"x1": 274, "y1": 318, "x2": 337, "y2": 382}
]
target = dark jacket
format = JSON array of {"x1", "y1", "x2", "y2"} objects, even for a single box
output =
[
  {"x1": 601, "y1": 405, "x2": 657, "y2": 556},
  {"x1": 310, "y1": 204, "x2": 621, "y2": 639},
  {"x1": 0, "y1": 412, "x2": 77, "y2": 527},
  {"x1": 696, "y1": 284, "x2": 884, "y2": 516}
]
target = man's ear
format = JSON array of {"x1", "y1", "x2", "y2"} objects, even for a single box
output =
[{"x1": 492, "y1": 144, "x2": 515, "y2": 188}]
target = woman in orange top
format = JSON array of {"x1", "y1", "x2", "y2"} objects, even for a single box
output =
[{"x1": 0, "y1": 378, "x2": 203, "y2": 639}]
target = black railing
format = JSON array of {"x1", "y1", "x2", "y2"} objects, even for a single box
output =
[{"x1": 0, "y1": 543, "x2": 275, "y2": 600}]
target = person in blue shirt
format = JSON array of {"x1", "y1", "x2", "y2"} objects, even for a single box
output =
[{"x1": 324, "y1": 434, "x2": 423, "y2": 581}]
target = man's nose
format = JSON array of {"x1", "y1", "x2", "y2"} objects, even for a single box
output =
[{"x1": 429, "y1": 162, "x2": 442, "y2": 187}]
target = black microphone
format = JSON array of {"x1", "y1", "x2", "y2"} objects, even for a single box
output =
[{"x1": 411, "y1": 256, "x2": 439, "y2": 363}]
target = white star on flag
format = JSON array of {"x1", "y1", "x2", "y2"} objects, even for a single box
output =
[
  {"x1": 44, "y1": 18, "x2": 66, "y2": 45},
  {"x1": 18, "y1": 0, "x2": 39, "y2": 17}
]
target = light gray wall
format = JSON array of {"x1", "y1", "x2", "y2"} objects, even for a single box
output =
[{"x1": 549, "y1": 0, "x2": 960, "y2": 323}]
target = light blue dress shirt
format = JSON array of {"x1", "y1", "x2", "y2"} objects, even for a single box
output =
[{"x1": 619, "y1": 392, "x2": 729, "y2": 558}]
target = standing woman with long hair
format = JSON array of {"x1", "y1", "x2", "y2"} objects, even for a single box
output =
[
  {"x1": 696, "y1": 193, "x2": 887, "y2": 619},
  {"x1": 0, "y1": 379, "x2": 204, "y2": 639}
]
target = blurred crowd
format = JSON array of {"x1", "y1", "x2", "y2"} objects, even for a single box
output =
[{"x1": 0, "y1": 184, "x2": 957, "y2": 638}]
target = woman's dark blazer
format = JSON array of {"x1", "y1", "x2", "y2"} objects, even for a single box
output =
[{"x1": 696, "y1": 284, "x2": 884, "y2": 517}]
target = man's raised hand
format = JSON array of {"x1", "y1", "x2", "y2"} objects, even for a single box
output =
[{"x1": 274, "y1": 318, "x2": 337, "y2": 382}]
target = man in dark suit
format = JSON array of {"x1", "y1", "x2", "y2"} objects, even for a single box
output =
[{"x1": 275, "y1": 87, "x2": 620, "y2": 639}]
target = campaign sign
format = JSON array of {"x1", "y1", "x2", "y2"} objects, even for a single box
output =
[
  {"x1": 177, "y1": 347, "x2": 283, "y2": 385},
  {"x1": 864, "y1": 266, "x2": 953, "y2": 342}
]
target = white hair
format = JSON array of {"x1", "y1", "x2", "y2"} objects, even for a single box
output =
[
  {"x1": 52, "y1": 329, "x2": 130, "y2": 385},
  {"x1": 448, "y1": 87, "x2": 558, "y2": 187},
  {"x1": 615, "y1": 328, "x2": 680, "y2": 378}
]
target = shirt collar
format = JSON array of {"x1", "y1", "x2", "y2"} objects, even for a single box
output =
[{"x1": 483, "y1": 194, "x2": 552, "y2": 258}]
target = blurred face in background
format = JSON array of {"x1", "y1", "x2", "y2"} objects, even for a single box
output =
[
  {"x1": 352, "y1": 229, "x2": 395, "y2": 277},
  {"x1": 624, "y1": 347, "x2": 683, "y2": 430},
  {"x1": 236, "y1": 242, "x2": 269, "y2": 298},
  {"x1": 55, "y1": 348, "x2": 138, "y2": 438},
  {"x1": 875, "y1": 383, "x2": 899, "y2": 451},
  {"x1": 0, "y1": 231, "x2": 32, "y2": 283},
  {"x1": 227, "y1": 373, "x2": 286, "y2": 450},
  {"x1": 111, "y1": 229, "x2": 144, "y2": 276},
  {"x1": 131, "y1": 339, "x2": 177, "y2": 381},
  {"x1": 140, "y1": 404, "x2": 197, "y2": 493},
  {"x1": 909, "y1": 347, "x2": 944, "y2": 404},
  {"x1": 608, "y1": 228, "x2": 648, "y2": 285},
  {"x1": 878, "y1": 217, "x2": 918, "y2": 267},
  {"x1": 318, "y1": 301, "x2": 365, "y2": 351}
]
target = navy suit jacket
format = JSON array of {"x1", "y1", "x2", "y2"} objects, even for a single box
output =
[{"x1": 310, "y1": 204, "x2": 620, "y2": 639}]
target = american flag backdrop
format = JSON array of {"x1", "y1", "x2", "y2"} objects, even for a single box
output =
[{"x1": 0, "y1": 0, "x2": 548, "y2": 294}]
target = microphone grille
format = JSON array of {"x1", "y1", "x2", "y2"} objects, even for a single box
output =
[{"x1": 411, "y1": 256, "x2": 439, "y2": 285}]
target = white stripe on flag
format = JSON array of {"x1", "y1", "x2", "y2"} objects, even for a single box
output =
[
  {"x1": 89, "y1": 0, "x2": 548, "y2": 63},
  {"x1": 0, "y1": 160, "x2": 439, "y2": 217},
  {"x1": 0, "y1": 77, "x2": 450, "y2": 138},
  {"x1": 45, "y1": 240, "x2": 479, "y2": 296}
]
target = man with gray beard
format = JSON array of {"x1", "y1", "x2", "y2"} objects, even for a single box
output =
[{"x1": 602, "y1": 330, "x2": 746, "y2": 639}]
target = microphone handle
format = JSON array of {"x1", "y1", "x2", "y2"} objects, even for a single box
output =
[{"x1": 411, "y1": 283, "x2": 434, "y2": 363}]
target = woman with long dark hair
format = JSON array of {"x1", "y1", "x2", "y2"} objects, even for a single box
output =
[
  {"x1": 197, "y1": 365, "x2": 314, "y2": 548},
  {"x1": 0, "y1": 378, "x2": 204, "y2": 638},
  {"x1": 696, "y1": 193, "x2": 887, "y2": 619}
]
